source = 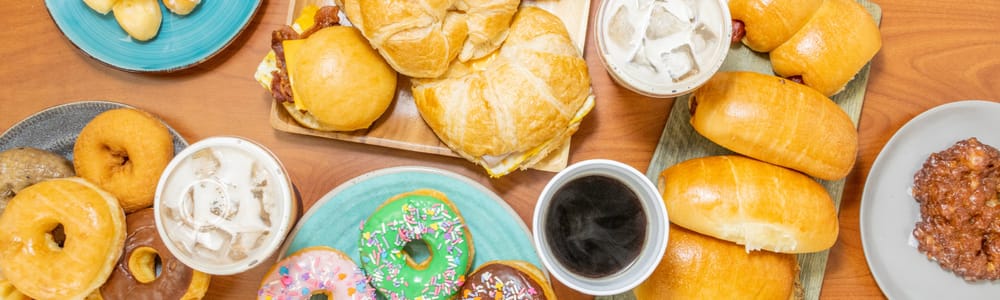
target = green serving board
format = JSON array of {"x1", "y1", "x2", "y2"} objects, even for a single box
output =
[{"x1": 601, "y1": 1, "x2": 882, "y2": 299}]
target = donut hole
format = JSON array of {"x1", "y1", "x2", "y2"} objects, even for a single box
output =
[
  {"x1": 402, "y1": 239, "x2": 432, "y2": 269},
  {"x1": 309, "y1": 293, "x2": 331, "y2": 300},
  {"x1": 128, "y1": 247, "x2": 163, "y2": 284},
  {"x1": 106, "y1": 146, "x2": 131, "y2": 169},
  {"x1": 45, "y1": 223, "x2": 67, "y2": 248}
]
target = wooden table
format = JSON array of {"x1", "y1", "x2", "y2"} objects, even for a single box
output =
[{"x1": 2, "y1": 1, "x2": 998, "y2": 299}]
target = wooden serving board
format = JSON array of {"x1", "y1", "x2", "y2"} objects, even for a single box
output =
[
  {"x1": 612, "y1": 2, "x2": 881, "y2": 300},
  {"x1": 268, "y1": 0, "x2": 593, "y2": 173}
]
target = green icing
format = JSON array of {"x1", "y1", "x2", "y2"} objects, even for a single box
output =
[{"x1": 359, "y1": 193, "x2": 472, "y2": 300}]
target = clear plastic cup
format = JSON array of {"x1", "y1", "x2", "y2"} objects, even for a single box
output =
[
  {"x1": 154, "y1": 136, "x2": 297, "y2": 275},
  {"x1": 594, "y1": 0, "x2": 732, "y2": 98}
]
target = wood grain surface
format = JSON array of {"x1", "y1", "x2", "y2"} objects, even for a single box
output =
[{"x1": 1, "y1": 0, "x2": 998, "y2": 299}]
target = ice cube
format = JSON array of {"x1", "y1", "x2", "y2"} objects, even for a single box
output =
[
  {"x1": 646, "y1": 2, "x2": 686, "y2": 40},
  {"x1": 191, "y1": 181, "x2": 229, "y2": 226},
  {"x1": 191, "y1": 149, "x2": 220, "y2": 178},
  {"x1": 195, "y1": 227, "x2": 230, "y2": 252},
  {"x1": 635, "y1": 0, "x2": 655, "y2": 10},
  {"x1": 664, "y1": 44, "x2": 699, "y2": 81},
  {"x1": 630, "y1": 43, "x2": 657, "y2": 73},
  {"x1": 662, "y1": 0, "x2": 694, "y2": 22},
  {"x1": 228, "y1": 246, "x2": 249, "y2": 262},
  {"x1": 233, "y1": 231, "x2": 266, "y2": 254},
  {"x1": 251, "y1": 187, "x2": 274, "y2": 228},
  {"x1": 691, "y1": 22, "x2": 718, "y2": 54},
  {"x1": 608, "y1": 4, "x2": 638, "y2": 53}
]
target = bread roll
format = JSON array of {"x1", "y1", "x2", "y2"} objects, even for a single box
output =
[
  {"x1": 84, "y1": 0, "x2": 119, "y2": 15},
  {"x1": 163, "y1": 0, "x2": 201, "y2": 15},
  {"x1": 658, "y1": 155, "x2": 839, "y2": 253},
  {"x1": 282, "y1": 26, "x2": 397, "y2": 131},
  {"x1": 689, "y1": 71, "x2": 858, "y2": 180},
  {"x1": 634, "y1": 225, "x2": 799, "y2": 299},
  {"x1": 728, "y1": 0, "x2": 821, "y2": 52},
  {"x1": 338, "y1": 0, "x2": 519, "y2": 78},
  {"x1": 112, "y1": 0, "x2": 161, "y2": 41},
  {"x1": 412, "y1": 7, "x2": 594, "y2": 177},
  {"x1": 770, "y1": 0, "x2": 881, "y2": 96}
]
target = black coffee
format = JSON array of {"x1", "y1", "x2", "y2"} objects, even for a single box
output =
[{"x1": 544, "y1": 175, "x2": 647, "y2": 278}]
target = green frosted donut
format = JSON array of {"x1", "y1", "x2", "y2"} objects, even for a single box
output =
[{"x1": 359, "y1": 189, "x2": 474, "y2": 300}]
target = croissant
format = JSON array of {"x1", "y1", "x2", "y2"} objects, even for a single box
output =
[
  {"x1": 658, "y1": 155, "x2": 839, "y2": 253},
  {"x1": 730, "y1": 0, "x2": 881, "y2": 96},
  {"x1": 689, "y1": 71, "x2": 858, "y2": 180},
  {"x1": 337, "y1": 0, "x2": 520, "y2": 78},
  {"x1": 412, "y1": 7, "x2": 594, "y2": 177}
]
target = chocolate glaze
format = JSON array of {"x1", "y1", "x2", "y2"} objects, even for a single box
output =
[
  {"x1": 460, "y1": 263, "x2": 548, "y2": 300},
  {"x1": 100, "y1": 208, "x2": 199, "y2": 299}
]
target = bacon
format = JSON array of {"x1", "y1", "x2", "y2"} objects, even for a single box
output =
[{"x1": 268, "y1": 6, "x2": 342, "y2": 105}]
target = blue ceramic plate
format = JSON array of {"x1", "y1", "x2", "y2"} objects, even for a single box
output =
[
  {"x1": 282, "y1": 166, "x2": 545, "y2": 278},
  {"x1": 0, "y1": 101, "x2": 187, "y2": 158},
  {"x1": 44, "y1": 0, "x2": 261, "y2": 72},
  {"x1": 861, "y1": 100, "x2": 1000, "y2": 299}
]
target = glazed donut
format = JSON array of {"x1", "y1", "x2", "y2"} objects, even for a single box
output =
[
  {"x1": 100, "y1": 208, "x2": 211, "y2": 300},
  {"x1": 0, "y1": 147, "x2": 75, "y2": 211},
  {"x1": 0, "y1": 177, "x2": 126, "y2": 299},
  {"x1": 258, "y1": 246, "x2": 376, "y2": 299},
  {"x1": 358, "y1": 189, "x2": 474, "y2": 300},
  {"x1": 0, "y1": 273, "x2": 29, "y2": 300},
  {"x1": 74, "y1": 108, "x2": 174, "y2": 213},
  {"x1": 460, "y1": 260, "x2": 556, "y2": 300}
]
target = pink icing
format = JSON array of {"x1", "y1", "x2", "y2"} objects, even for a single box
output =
[{"x1": 258, "y1": 247, "x2": 376, "y2": 300}]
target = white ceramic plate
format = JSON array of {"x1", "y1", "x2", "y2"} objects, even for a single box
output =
[{"x1": 861, "y1": 100, "x2": 1000, "y2": 299}]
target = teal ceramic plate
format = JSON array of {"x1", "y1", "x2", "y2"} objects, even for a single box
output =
[
  {"x1": 44, "y1": 0, "x2": 261, "y2": 72},
  {"x1": 861, "y1": 100, "x2": 1000, "y2": 299},
  {"x1": 282, "y1": 166, "x2": 545, "y2": 278}
]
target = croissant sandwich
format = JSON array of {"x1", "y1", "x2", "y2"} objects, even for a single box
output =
[
  {"x1": 255, "y1": 6, "x2": 398, "y2": 132},
  {"x1": 337, "y1": 0, "x2": 521, "y2": 78},
  {"x1": 730, "y1": 0, "x2": 881, "y2": 96},
  {"x1": 690, "y1": 71, "x2": 858, "y2": 180},
  {"x1": 412, "y1": 7, "x2": 594, "y2": 177}
]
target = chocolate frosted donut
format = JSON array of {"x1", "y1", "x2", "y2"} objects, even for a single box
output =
[
  {"x1": 460, "y1": 261, "x2": 556, "y2": 300},
  {"x1": 101, "y1": 208, "x2": 210, "y2": 299}
]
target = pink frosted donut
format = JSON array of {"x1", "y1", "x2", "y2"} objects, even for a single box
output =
[{"x1": 258, "y1": 246, "x2": 376, "y2": 300}]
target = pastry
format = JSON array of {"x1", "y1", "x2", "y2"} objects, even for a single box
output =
[
  {"x1": 74, "y1": 108, "x2": 174, "y2": 213},
  {"x1": 412, "y1": 7, "x2": 594, "y2": 177},
  {"x1": 689, "y1": 71, "x2": 858, "y2": 180},
  {"x1": 0, "y1": 178, "x2": 126, "y2": 299},
  {"x1": 337, "y1": 0, "x2": 520, "y2": 78},
  {"x1": 658, "y1": 155, "x2": 839, "y2": 253},
  {"x1": 358, "y1": 189, "x2": 473, "y2": 300}
]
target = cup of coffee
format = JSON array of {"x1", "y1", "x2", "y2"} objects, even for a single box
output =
[{"x1": 532, "y1": 159, "x2": 669, "y2": 295}]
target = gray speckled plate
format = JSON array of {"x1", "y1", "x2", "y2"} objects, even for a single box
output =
[
  {"x1": 0, "y1": 101, "x2": 187, "y2": 160},
  {"x1": 861, "y1": 100, "x2": 1000, "y2": 299}
]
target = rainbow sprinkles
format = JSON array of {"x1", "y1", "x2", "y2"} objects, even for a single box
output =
[{"x1": 358, "y1": 189, "x2": 474, "y2": 300}]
